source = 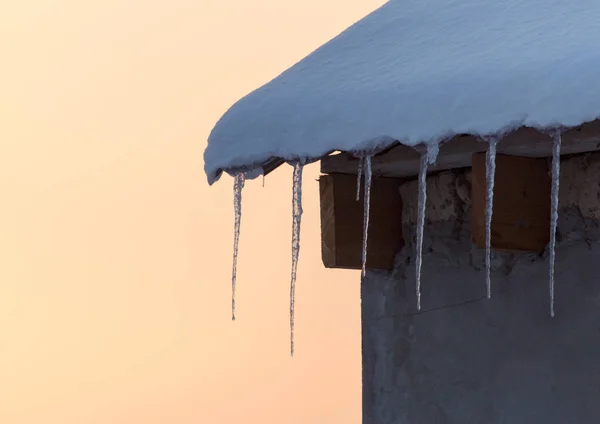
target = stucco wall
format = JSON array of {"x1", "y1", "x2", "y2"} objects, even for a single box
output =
[{"x1": 362, "y1": 153, "x2": 600, "y2": 424}]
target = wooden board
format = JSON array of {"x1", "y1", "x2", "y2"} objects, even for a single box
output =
[
  {"x1": 320, "y1": 120, "x2": 600, "y2": 179},
  {"x1": 471, "y1": 153, "x2": 551, "y2": 252},
  {"x1": 319, "y1": 173, "x2": 404, "y2": 270}
]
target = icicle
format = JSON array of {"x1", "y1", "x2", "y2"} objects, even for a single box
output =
[
  {"x1": 356, "y1": 156, "x2": 364, "y2": 201},
  {"x1": 290, "y1": 161, "x2": 304, "y2": 356},
  {"x1": 361, "y1": 155, "x2": 373, "y2": 277},
  {"x1": 485, "y1": 138, "x2": 498, "y2": 299},
  {"x1": 426, "y1": 142, "x2": 439, "y2": 164},
  {"x1": 415, "y1": 153, "x2": 428, "y2": 311},
  {"x1": 231, "y1": 172, "x2": 246, "y2": 321},
  {"x1": 549, "y1": 131, "x2": 561, "y2": 317},
  {"x1": 415, "y1": 144, "x2": 438, "y2": 311}
]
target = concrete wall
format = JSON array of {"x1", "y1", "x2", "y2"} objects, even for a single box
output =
[{"x1": 362, "y1": 153, "x2": 600, "y2": 424}]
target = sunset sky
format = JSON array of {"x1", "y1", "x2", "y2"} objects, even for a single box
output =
[{"x1": 1, "y1": 0, "x2": 386, "y2": 422}]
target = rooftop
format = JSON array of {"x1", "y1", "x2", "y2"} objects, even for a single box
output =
[{"x1": 204, "y1": 0, "x2": 600, "y2": 184}]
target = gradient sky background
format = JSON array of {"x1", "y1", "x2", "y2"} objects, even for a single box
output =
[{"x1": 1, "y1": 0, "x2": 387, "y2": 422}]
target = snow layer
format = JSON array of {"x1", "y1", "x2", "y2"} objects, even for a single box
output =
[{"x1": 204, "y1": 0, "x2": 600, "y2": 184}]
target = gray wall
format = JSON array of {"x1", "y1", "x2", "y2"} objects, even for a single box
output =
[{"x1": 362, "y1": 154, "x2": 600, "y2": 424}]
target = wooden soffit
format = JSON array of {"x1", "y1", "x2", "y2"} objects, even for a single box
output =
[{"x1": 320, "y1": 120, "x2": 600, "y2": 179}]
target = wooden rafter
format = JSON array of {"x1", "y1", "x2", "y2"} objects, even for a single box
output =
[{"x1": 320, "y1": 120, "x2": 600, "y2": 179}]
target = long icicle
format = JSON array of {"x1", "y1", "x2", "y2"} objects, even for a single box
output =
[
  {"x1": 290, "y1": 161, "x2": 304, "y2": 356},
  {"x1": 414, "y1": 144, "x2": 438, "y2": 310},
  {"x1": 485, "y1": 138, "x2": 498, "y2": 299},
  {"x1": 356, "y1": 156, "x2": 364, "y2": 201},
  {"x1": 415, "y1": 151, "x2": 428, "y2": 311},
  {"x1": 231, "y1": 172, "x2": 246, "y2": 321},
  {"x1": 549, "y1": 131, "x2": 561, "y2": 317},
  {"x1": 361, "y1": 155, "x2": 373, "y2": 277}
]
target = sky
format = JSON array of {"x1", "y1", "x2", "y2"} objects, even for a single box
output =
[{"x1": 0, "y1": 0, "x2": 386, "y2": 422}]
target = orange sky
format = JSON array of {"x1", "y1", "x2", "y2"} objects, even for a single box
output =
[{"x1": 0, "y1": 1, "x2": 385, "y2": 422}]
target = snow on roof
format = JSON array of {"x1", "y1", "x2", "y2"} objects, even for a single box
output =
[{"x1": 204, "y1": 0, "x2": 600, "y2": 185}]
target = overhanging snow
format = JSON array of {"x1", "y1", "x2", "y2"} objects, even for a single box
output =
[{"x1": 204, "y1": 0, "x2": 600, "y2": 185}]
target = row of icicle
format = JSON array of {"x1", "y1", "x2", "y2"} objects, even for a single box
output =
[
  {"x1": 230, "y1": 161, "x2": 305, "y2": 356},
  {"x1": 229, "y1": 130, "x2": 563, "y2": 356},
  {"x1": 355, "y1": 131, "x2": 561, "y2": 316}
]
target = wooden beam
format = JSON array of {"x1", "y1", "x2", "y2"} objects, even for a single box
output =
[
  {"x1": 320, "y1": 120, "x2": 600, "y2": 179},
  {"x1": 471, "y1": 153, "x2": 551, "y2": 252},
  {"x1": 261, "y1": 158, "x2": 286, "y2": 177},
  {"x1": 319, "y1": 173, "x2": 403, "y2": 270}
]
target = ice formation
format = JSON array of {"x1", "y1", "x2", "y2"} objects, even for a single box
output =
[
  {"x1": 415, "y1": 144, "x2": 439, "y2": 310},
  {"x1": 361, "y1": 155, "x2": 372, "y2": 277},
  {"x1": 485, "y1": 138, "x2": 498, "y2": 299},
  {"x1": 356, "y1": 156, "x2": 364, "y2": 201},
  {"x1": 290, "y1": 161, "x2": 304, "y2": 356},
  {"x1": 231, "y1": 172, "x2": 246, "y2": 321},
  {"x1": 415, "y1": 154, "x2": 428, "y2": 311},
  {"x1": 548, "y1": 131, "x2": 562, "y2": 317}
]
